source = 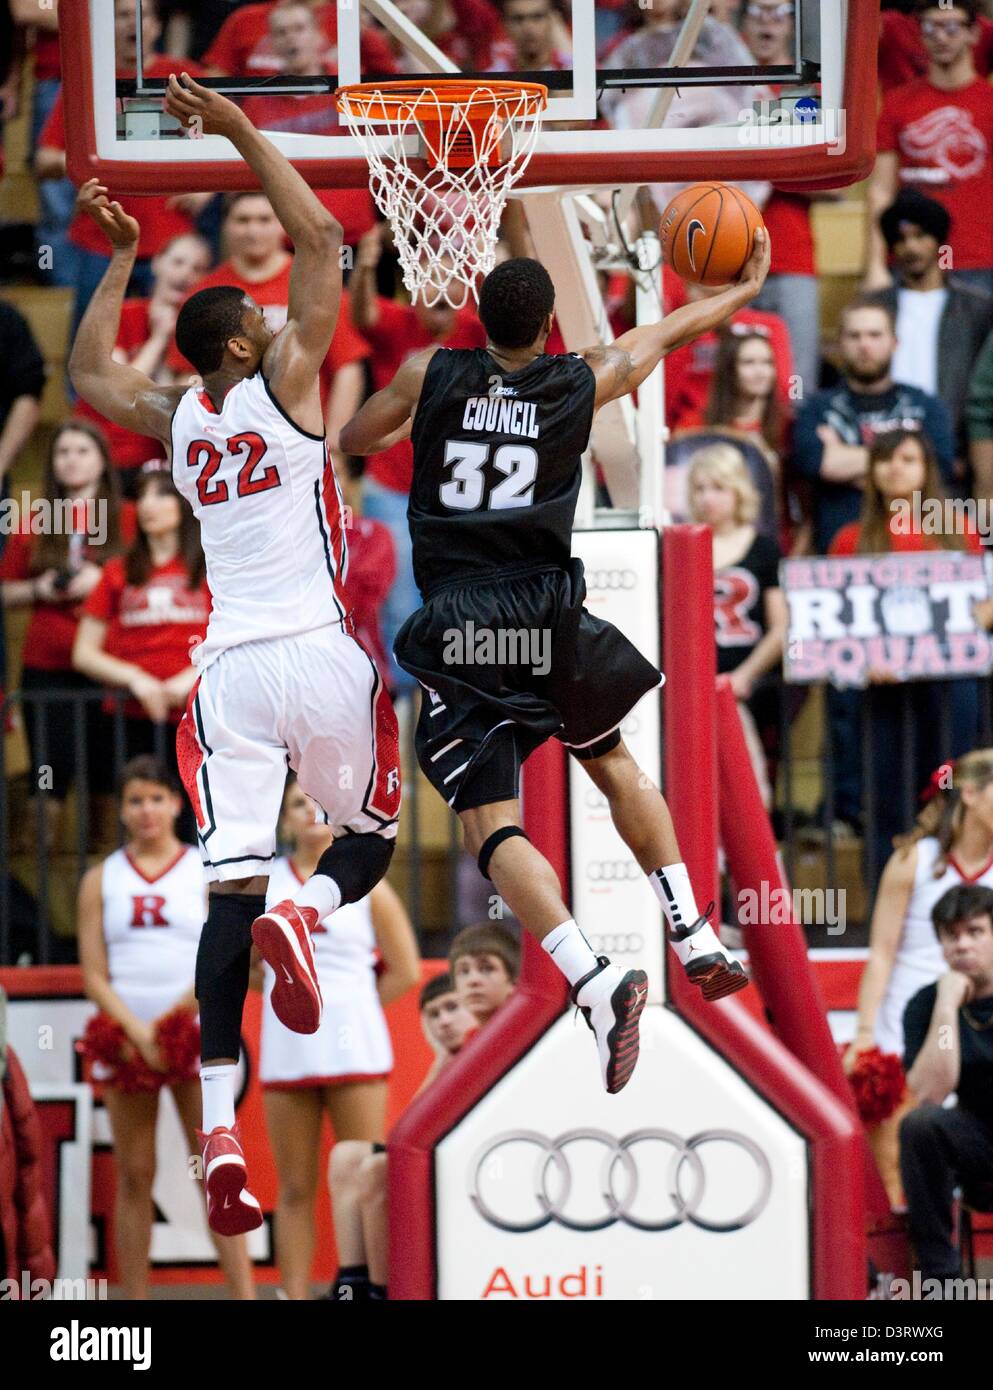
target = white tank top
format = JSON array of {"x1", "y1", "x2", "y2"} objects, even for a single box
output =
[
  {"x1": 877, "y1": 836, "x2": 993, "y2": 1054},
  {"x1": 265, "y1": 856, "x2": 378, "y2": 997},
  {"x1": 171, "y1": 374, "x2": 350, "y2": 671},
  {"x1": 100, "y1": 846, "x2": 206, "y2": 1013}
]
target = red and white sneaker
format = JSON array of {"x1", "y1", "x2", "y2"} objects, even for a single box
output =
[
  {"x1": 199, "y1": 1125, "x2": 263, "y2": 1237},
  {"x1": 251, "y1": 899, "x2": 323, "y2": 1034}
]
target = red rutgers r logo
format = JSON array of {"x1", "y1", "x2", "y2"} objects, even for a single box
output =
[
  {"x1": 714, "y1": 569, "x2": 761, "y2": 648},
  {"x1": 131, "y1": 895, "x2": 169, "y2": 928}
]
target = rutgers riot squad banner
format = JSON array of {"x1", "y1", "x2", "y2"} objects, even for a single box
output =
[{"x1": 781, "y1": 551, "x2": 993, "y2": 689}]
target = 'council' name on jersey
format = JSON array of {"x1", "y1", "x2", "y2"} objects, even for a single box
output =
[{"x1": 461, "y1": 396, "x2": 540, "y2": 439}]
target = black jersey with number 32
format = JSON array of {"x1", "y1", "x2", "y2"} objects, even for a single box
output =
[{"x1": 408, "y1": 347, "x2": 597, "y2": 597}]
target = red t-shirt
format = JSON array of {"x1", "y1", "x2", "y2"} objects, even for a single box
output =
[
  {"x1": 663, "y1": 303, "x2": 795, "y2": 434},
  {"x1": 39, "y1": 57, "x2": 207, "y2": 260},
  {"x1": 364, "y1": 299, "x2": 488, "y2": 493},
  {"x1": 32, "y1": 31, "x2": 61, "y2": 83},
  {"x1": 342, "y1": 516, "x2": 396, "y2": 680},
  {"x1": 83, "y1": 555, "x2": 211, "y2": 721},
  {"x1": 72, "y1": 300, "x2": 166, "y2": 473},
  {"x1": 877, "y1": 77, "x2": 993, "y2": 271},
  {"x1": 204, "y1": 1, "x2": 395, "y2": 76},
  {"x1": 0, "y1": 531, "x2": 117, "y2": 672},
  {"x1": 829, "y1": 520, "x2": 983, "y2": 556},
  {"x1": 166, "y1": 263, "x2": 370, "y2": 401},
  {"x1": 763, "y1": 190, "x2": 816, "y2": 277}
]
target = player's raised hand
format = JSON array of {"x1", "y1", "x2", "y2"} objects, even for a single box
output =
[
  {"x1": 738, "y1": 225, "x2": 771, "y2": 291},
  {"x1": 165, "y1": 72, "x2": 247, "y2": 139},
  {"x1": 77, "y1": 178, "x2": 140, "y2": 250}
]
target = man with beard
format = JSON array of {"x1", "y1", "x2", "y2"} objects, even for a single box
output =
[{"x1": 793, "y1": 297, "x2": 954, "y2": 554}]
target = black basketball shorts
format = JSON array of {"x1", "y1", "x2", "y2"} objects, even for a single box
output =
[{"x1": 394, "y1": 560, "x2": 664, "y2": 812}]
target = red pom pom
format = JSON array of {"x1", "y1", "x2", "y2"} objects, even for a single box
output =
[
  {"x1": 841, "y1": 1044, "x2": 907, "y2": 1125},
  {"x1": 155, "y1": 1009, "x2": 201, "y2": 1083}
]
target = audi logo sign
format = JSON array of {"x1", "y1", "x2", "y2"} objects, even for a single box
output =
[
  {"x1": 586, "y1": 861, "x2": 641, "y2": 882},
  {"x1": 588, "y1": 934, "x2": 644, "y2": 954},
  {"x1": 469, "y1": 1129, "x2": 773, "y2": 1234},
  {"x1": 585, "y1": 570, "x2": 638, "y2": 591}
]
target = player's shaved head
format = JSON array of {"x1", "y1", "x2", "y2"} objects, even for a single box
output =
[
  {"x1": 478, "y1": 257, "x2": 555, "y2": 350},
  {"x1": 176, "y1": 285, "x2": 258, "y2": 374}
]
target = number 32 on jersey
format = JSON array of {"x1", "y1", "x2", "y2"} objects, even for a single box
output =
[{"x1": 439, "y1": 440, "x2": 538, "y2": 512}]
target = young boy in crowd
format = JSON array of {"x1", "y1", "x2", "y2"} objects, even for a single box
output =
[{"x1": 326, "y1": 926, "x2": 520, "y2": 1300}]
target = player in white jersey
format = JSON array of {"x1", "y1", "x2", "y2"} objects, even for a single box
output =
[
  {"x1": 256, "y1": 775, "x2": 419, "y2": 1300},
  {"x1": 848, "y1": 749, "x2": 993, "y2": 1059},
  {"x1": 69, "y1": 76, "x2": 401, "y2": 1237},
  {"x1": 76, "y1": 757, "x2": 254, "y2": 1299}
]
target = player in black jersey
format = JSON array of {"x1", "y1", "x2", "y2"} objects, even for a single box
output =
[{"x1": 340, "y1": 231, "x2": 771, "y2": 1093}]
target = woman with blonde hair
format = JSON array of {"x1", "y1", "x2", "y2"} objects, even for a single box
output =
[
  {"x1": 848, "y1": 748, "x2": 993, "y2": 1064},
  {"x1": 688, "y1": 442, "x2": 787, "y2": 807}
]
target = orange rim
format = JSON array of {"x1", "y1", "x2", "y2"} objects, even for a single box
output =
[{"x1": 334, "y1": 78, "x2": 548, "y2": 123}]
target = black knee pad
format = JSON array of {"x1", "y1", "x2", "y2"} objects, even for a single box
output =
[
  {"x1": 477, "y1": 825, "x2": 530, "y2": 880},
  {"x1": 314, "y1": 833, "x2": 394, "y2": 905},
  {"x1": 195, "y1": 893, "x2": 265, "y2": 1062}
]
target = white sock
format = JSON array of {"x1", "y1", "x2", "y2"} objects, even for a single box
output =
[
  {"x1": 650, "y1": 863, "x2": 725, "y2": 967},
  {"x1": 292, "y1": 872, "x2": 342, "y2": 920},
  {"x1": 650, "y1": 862, "x2": 700, "y2": 935},
  {"x1": 200, "y1": 1063, "x2": 236, "y2": 1132},
  {"x1": 541, "y1": 919, "x2": 600, "y2": 987}
]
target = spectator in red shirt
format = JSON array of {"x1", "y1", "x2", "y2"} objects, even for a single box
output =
[
  {"x1": 34, "y1": 0, "x2": 212, "y2": 333},
  {"x1": 829, "y1": 428, "x2": 988, "y2": 879},
  {"x1": 490, "y1": 0, "x2": 572, "y2": 72},
  {"x1": 0, "y1": 421, "x2": 124, "y2": 847},
  {"x1": 867, "y1": 2, "x2": 993, "y2": 298},
  {"x1": 349, "y1": 226, "x2": 487, "y2": 692},
  {"x1": 386, "y1": 0, "x2": 504, "y2": 71},
  {"x1": 203, "y1": 0, "x2": 395, "y2": 77},
  {"x1": 739, "y1": 0, "x2": 836, "y2": 400},
  {"x1": 337, "y1": 461, "x2": 396, "y2": 689},
  {"x1": 166, "y1": 192, "x2": 370, "y2": 464},
  {"x1": 73, "y1": 466, "x2": 209, "y2": 838},
  {"x1": 879, "y1": 2, "x2": 993, "y2": 90},
  {"x1": 662, "y1": 265, "x2": 796, "y2": 433},
  {"x1": 74, "y1": 232, "x2": 213, "y2": 497},
  {"x1": 240, "y1": 2, "x2": 376, "y2": 246}
]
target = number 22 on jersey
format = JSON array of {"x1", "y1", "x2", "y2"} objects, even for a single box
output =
[{"x1": 187, "y1": 431, "x2": 282, "y2": 507}]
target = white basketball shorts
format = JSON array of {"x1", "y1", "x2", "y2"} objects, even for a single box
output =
[{"x1": 177, "y1": 624, "x2": 400, "y2": 882}]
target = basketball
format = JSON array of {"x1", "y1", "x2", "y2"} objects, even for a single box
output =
[{"x1": 659, "y1": 183, "x2": 765, "y2": 287}]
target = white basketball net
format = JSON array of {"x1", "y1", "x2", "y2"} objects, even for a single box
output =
[{"x1": 337, "y1": 83, "x2": 547, "y2": 309}]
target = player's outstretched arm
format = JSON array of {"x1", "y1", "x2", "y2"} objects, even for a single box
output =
[
  {"x1": 583, "y1": 228, "x2": 772, "y2": 409},
  {"x1": 67, "y1": 181, "x2": 185, "y2": 445},
  {"x1": 164, "y1": 74, "x2": 342, "y2": 422},
  {"x1": 339, "y1": 349, "x2": 438, "y2": 456}
]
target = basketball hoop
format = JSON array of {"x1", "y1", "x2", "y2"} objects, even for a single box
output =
[{"x1": 335, "y1": 79, "x2": 548, "y2": 309}]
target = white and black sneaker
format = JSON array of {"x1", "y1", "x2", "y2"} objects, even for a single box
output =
[
  {"x1": 668, "y1": 901, "x2": 748, "y2": 1002},
  {"x1": 571, "y1": 958, "x2": 648, "y2": 1094}
]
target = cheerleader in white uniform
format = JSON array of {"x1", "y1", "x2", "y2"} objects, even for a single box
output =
[
  {"x1": 849, "y1": 749, "x2": 993, "y2": 1061},
  {"x1": 257, "y1": 776, "x2": 419, "y2": 1300},
  {"x1": 77, "y1": 756, "x2": 255, "y2": 1300}
]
